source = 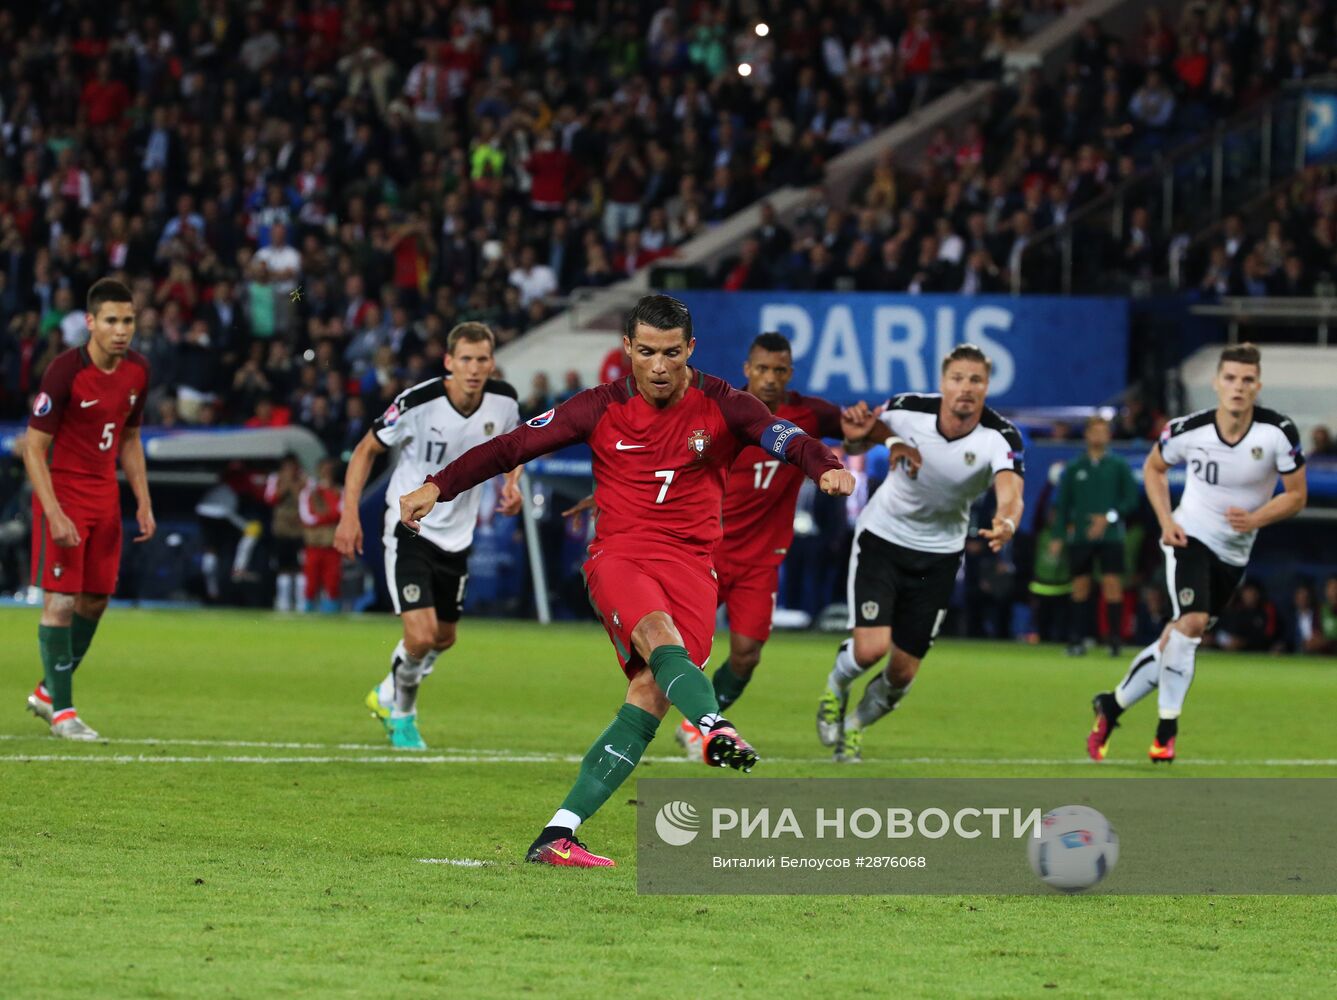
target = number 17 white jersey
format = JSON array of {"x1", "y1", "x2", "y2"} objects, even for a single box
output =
[
  {"x1": 371, "y1": 377, "x2": 520, "y2": 553},
  {"x1": 1157, "y1": 406, "x2": 1304, "y2": 566}
]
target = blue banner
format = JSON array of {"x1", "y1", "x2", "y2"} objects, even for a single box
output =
[{"x1": 675, "y1": 292, "x2": 1128, "y2": 407}]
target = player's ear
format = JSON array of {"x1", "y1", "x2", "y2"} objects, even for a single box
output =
[
  {"x1": 443, "y1": 352, "x2": 454, "y2": 374},
  {"x1": 686, "y1": 337, "x2": 695, "y2": 360},
  {"x1": 622, "y1": 334, "x2": 632, "y2": 357}
]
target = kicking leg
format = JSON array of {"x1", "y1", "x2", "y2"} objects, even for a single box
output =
[{"x1": 527, "y1": 666, "x2": 667, "y2": 868}]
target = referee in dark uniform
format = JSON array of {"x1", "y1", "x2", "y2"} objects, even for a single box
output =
[{"x1": 1051, "y1": 416, "x2": 1138, "y2": 656}]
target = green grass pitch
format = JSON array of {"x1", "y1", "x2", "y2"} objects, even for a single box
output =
[{"x1": 2, "y1": 607, "x2": 1336, "y2": 998}]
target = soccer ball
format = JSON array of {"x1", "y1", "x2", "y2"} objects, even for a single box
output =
[{"x1": 1027, "y1": 805, "x2": 1119, "y2": 893}]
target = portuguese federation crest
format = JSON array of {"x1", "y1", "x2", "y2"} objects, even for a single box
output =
[{"x1": 687, "y1": 429, "x2": 711, "y2": 459}]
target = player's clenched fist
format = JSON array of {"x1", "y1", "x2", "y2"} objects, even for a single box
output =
[
  {"x1": 820, "y1": 469, "x2": 856, "y2": 496},
  {"x1": 399, "y1": 482, "x2": 441, "y2": 533}
]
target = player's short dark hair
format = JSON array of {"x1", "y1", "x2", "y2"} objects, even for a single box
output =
[
  {"x1": 86, "y1": 277, "x2": 133, "y2": 317},
  {"x1": 749, "y1": 332, "x2": 792, "y2": 356},
  {"x1": 1218, "y1": 342, "x2": 1261, "y2": 371},
  {"x1": 446, "y1": 321, "x2": 496, "y2": 355},
  {"x1": 941, "y1": 343, "x2": 992, "y2": 375},
  {"x1": 624, "y1": 294, "x2": 692, "y2": 341}
]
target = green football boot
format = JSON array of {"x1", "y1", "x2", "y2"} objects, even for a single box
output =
[{"x1": 390, "y1": 714, "x2": 427, "y2": 751}]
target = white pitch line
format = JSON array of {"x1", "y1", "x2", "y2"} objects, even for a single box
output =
[
  {"x1": 417, "y1": 858, "x2": 491, "y2": 867},
  {"x1": 2, "y1": 752, "x2": 1337, "y2": 767},
  {"x1": 5, "y1": 735, "x2": 1329, "y2": 768}
]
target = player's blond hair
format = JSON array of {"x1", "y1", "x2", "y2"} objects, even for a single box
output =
[{"x1": 446, "y1": 322, "x2": 496, "y2": 355}]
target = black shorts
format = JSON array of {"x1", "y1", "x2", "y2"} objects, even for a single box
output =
[
  {"x1": 273, "y1": 536, "x2": 303, "y2": 573},
  {"x1": 1068, "y1": 540, "x2": 1125, "y2": 578},
  {"x1": 385, "y1": 524, "x2": 470, "y2": 621},
  {"x1": 1162, "y1": 537, "x2": 1245, "y2": 623},
  {"x1": 846, "y1": 529, "x2": 961, "y2": 659}
]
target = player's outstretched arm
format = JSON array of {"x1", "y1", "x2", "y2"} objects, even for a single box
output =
[
  {"x1": 404, "y1": 387, "x2": 611, "y2": 529},
  {"x1": 1227, "y1": 467, "x2": 1307, "y2": 533},
  {"x1": 22, "y1": 428, "x2": 80, "y2": 547},
  {"x1": 1143, "y1": 446, "x2": 1185, "y2": 547},
  {"x1": 336, "y1": 431, "x2": 386, "y2": 557},
  {"x1": 713, "y1": 380, "x2": 850, "y2": 491},
  {"x1": 980, "y1": 469, "x2": 1024, "y2": 552},
  {"x1": 119, "y1": 426, "x2": 155, "y2": 541}
]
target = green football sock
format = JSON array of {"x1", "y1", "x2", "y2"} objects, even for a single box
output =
[
  {"x1": 39, "y1": 625, "x2": 75, "y2": 713},
  {"x1": 71, "y1": 612, "x2": 100, "y2": 672},
  {"x1": 712, "y1": 659, "x2": 751, "y2": 710},
  {"x1": 648, "y1": 644, "x2": 720, "y2": 727},
  {"x1": 558, "y1": 704, "x2": 660, "y2": 822}
]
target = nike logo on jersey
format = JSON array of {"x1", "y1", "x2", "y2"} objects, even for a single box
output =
[
  {"x1": 615, "y1": 440, "x2": 646, "y2": 451},
  {"x1": 80, "y1": 399, "x2": 100, "y2": 408}
]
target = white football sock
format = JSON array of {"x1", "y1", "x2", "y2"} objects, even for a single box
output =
[
  {"x1": 393, "y1": 646, "x2": 430, "y2": 717},
  {"x1": 828, "y1": 639, "x2": 871, "y2": 695},
  {"x1": 548, "y1": 808, "x2": 582, "y2": 834},
  {"x1": 849, "y1": 673, "x2": 913, "y2": 730},
  {"x1": 275, "y1": 573, "x2": 294, "y2": 612},
  {"x1": 1157, "y1": 629, "x2": 1200, "y2": 720},
  {"x1": 1114, "y1": 639, "x2": 1161, "y2": 709}
]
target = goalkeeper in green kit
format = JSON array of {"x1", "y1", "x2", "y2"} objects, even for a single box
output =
[{"x1": 1051, "y1": 417, "x2": 1138, "y2": 657}]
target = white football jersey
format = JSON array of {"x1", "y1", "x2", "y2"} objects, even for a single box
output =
[
  {"x1": 859, "y1": 393, "x2": 1024, "y2": 553},
  {"x1": 372, "y1": 377, "x2": 520, "y2": 554},
  {"x1": 1158, "y1": 406, "x2": 1304, "y2": 566}
]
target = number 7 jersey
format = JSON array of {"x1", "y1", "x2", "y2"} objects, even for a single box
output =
[{"x1": 425, "y1": 371, "x2": 843, "y2": 563}]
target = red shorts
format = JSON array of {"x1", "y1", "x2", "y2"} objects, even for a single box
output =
[
  {"x1": 583, "y1": 550, "x2": 718, "y2": 677},
  {"x1": 31, "y1": 495, "x2": 122, "y2": 595},
  {"x1": 717, "y1": 562, "x2": 780, "y2": 643}
]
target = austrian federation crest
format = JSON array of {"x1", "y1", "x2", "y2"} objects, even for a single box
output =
[
  {"x1": 1251, "y1": 446, "x2": 1263, "y2": 460},
  {"x1": 484, "y1": 422, "x2": 496, "y2": 435},
  {"x1": 964, "y1": 451, "x2": 977, "y2": 466},
  {"x1": 861, "y1": 600, "x2": 879, "y2": 620},
  {"x1": 687, "y1": 429, "x2": 711, "y2": 459}
]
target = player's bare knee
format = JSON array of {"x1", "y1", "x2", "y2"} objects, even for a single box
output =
[
  {"x1": 886, "y1": 651, "x2": 921, "y2": 686},
  {"x1": 75, "y1": 594, "x2": 111, "y2": 620},
  {"x1": 852, "y1": 636, "x2": 889, "y2": 668},
  {"x1": 732, "y1": 649, "x2": 761, "y2": 676},
  {"x1": 630, "y1": 612, "x2": 682, "y2": 660},
  {"x1": 433, "y1": 624, "x2": 457, "y2": 652},
  {"x1": 1176, "y1": 613, "x2": 1209, "y2": 639},
  {"x1": 1100, "y1": 576, "x2": 1123, "y2": 602},
  {"x1": 1070, "y1": 576, "x2": 1092, "y2": 601},
  {"x1": 403, "y1": 621, "x2": 436, "y2": 657},
  {"x1": 41, "y1": 592, "x2": 76, "y2": 627}
]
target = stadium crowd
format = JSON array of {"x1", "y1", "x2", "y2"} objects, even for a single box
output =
[
  {"x1": 0, "y1": 0, "x2": 1078, "y2": 429},
  {"x1": 711, "y1": 2, "x2": 1337, "y2": 295}
]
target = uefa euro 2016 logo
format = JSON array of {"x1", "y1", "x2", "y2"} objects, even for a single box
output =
[{"x1": 654, "y1": 800, "x2": 700, "y2": 846}]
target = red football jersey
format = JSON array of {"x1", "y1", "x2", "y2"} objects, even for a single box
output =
[
  {"x1": 719, "y1": 391, "x2": 844, "y2": 566},
  {"x1": 426, "y1": 371, "x2": 842, "y2": 563},
  {"x1": 28, "y1": 347, "x2": 150, "y2": 505}
]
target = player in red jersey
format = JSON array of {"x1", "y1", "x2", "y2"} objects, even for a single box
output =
[
  {"x1": 22, "y1": 278, "x2": 154, "y2": 740},
  {"x1": 400, "y1": 295, "x2": 855, "y2": 867}
]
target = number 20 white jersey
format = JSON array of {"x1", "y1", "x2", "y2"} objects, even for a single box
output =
[
  {"x1": 371, "y1": 377, "x2": 521, "y2": 553},
  {"x1": 1157, "y1": 406, "x2": 1304, "y2": 566}
]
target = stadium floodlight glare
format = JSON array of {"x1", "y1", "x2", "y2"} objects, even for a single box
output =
[
  {"x1": 755, "y1": 22, "x2": 769, "y2": 37},
  {"x1": 738, "y1": 62, "x2": 753, "y2": 77}
]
